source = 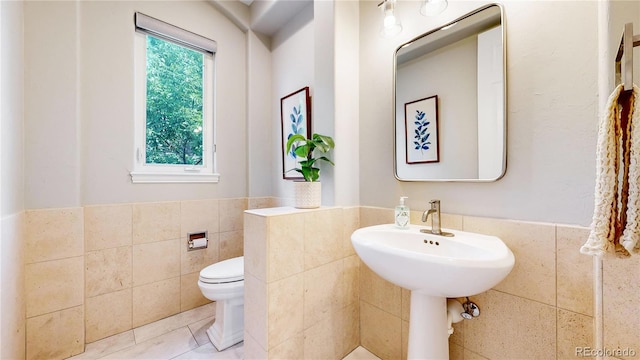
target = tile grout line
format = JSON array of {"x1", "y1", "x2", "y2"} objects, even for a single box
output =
[
  {"x1": 130, "y1": 204, "x2": 135, "y2": 345},
  {"x1": 167, "y1": 326, "x2": 200, "y2": 360}
]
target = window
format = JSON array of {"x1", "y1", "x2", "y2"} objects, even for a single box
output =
[{"x1": 131, "y1": 13, "x2": 218, "y2": 183}]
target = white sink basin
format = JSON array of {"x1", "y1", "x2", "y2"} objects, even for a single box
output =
[
  {"x1": 351, "y1": 224, "x2": 515, "y2": 297},
  {"x1": 352, "y1": 223, "x2": 515, "y2": 358}
]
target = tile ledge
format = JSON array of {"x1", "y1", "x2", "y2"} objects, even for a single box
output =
[{"x1": 245, "y1": 206, "x2": 340, "y2": 217}]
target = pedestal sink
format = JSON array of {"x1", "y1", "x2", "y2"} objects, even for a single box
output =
[{"x1": 351, "y1": 224, "x2": 514, "y2": 359}]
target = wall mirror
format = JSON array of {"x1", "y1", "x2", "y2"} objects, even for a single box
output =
[{"x1": 394, "y1": 4, "x2": 506, "y2": 181}]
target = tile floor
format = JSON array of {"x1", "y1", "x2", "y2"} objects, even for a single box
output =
[{"x1": 67, "y1": 302, "x2": 379, "y2": 360}]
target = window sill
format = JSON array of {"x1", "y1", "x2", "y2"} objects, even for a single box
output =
[{"x1": 130, "y1": 171, "x2": 220, "y2": 184}]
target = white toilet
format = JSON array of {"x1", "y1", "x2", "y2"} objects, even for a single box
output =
[{"x1": 197, "y1": 256, "x2": 244, "y2": 351}]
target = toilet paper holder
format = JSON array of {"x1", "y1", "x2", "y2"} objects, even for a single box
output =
[{"x1": 188, "y1": 231, "x2": 208, "y2": 251}]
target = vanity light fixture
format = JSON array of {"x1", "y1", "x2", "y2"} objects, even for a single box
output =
[
  {"x1": 379, "y1": 0, "x2": 403, "y2": 38},
  {"x1": 420, "y1": 0, "x2": 448, "y2": 16}
]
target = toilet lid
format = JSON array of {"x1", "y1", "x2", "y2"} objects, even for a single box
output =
[{"x1": 199, "y1": 256, "x2": 244, "y2": 284}]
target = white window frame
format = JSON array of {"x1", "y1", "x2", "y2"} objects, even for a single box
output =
[{"x1": 131, "y1": 13, "x2": 219, "y2": 183}]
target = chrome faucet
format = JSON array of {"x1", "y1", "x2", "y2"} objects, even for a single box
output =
[{"x1": 421, "y1": 200, "x2": 442, "y2": 235}]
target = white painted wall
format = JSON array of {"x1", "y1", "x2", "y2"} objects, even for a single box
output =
[
  {"x1": 24, "y1": 1, "x2": 248, "y2": 208},
  {"x1": 477, "y1": 25, "x2": 504, "y2": 180},
  {"x1": 271, "y1": 3, "x2": 314, "y2": 201},
  {"x1": 334, "y1": 0, "x2": 360, "y2": 206},
  {"x1": 1, "y1": 2, "x2": 24, "y2": 216},
  {"x1": 269, "y1": 0, "x2": 360, "y2": 207},
  {"x1": 360, "y1": 0, "x2": 598, "y2": 225},
  {"x1": 24, "y1": 1, "x2": 80, "y2": 209},
  {"x1": 313, "y1": 0, "x2": 336, "y2": 205},
  {"x1": 248, "y1": 30, "x2": 273, "y2": 197},
  {"x1": 0, "y1": 0, "x2": 25, "y2": 358},
  {"x1": 1, "y1": 1, "x2": 3, "y2": 351}
]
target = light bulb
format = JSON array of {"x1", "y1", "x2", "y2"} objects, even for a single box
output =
[
  {"x1": 420, "y1": 0, "x2": 448, "y2": 16},
  {"x1": 379, "y1": 0, "x2": 402, "y2": 38},
  {"x1": 383, "y1": 11, "x2": 396, "y2": 29}
]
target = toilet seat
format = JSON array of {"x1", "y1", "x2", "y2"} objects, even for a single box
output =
[{"x1": 199, "y1": 256, "x2": 244, "y2": 284}]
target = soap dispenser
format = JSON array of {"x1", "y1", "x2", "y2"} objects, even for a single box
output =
[{"x1": 395, "y1": 196, "x2": 410, "y2": 229}]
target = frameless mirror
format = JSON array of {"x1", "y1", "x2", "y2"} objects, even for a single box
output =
[{"x1": 394, "y1": 4, "x2": 506, "y2": 181}]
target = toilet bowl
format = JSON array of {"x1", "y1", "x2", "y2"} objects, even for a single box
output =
[{"x1": 197, "y1": 256, "x2": 244, "y2": 351}]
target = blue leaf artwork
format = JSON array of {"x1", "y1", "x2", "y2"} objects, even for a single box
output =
[
  {"x1": 281, "y1": 87, "x2": 311, "y2": 180},
  {"x1": 287, "y1": 104, "x2": 305, "y2": 158},
  {"x1": 413, "y1": 110, "x2": 431, "y2": 155},
  {"x1": 404, "y1": 95, "x2": 438, "y2": 164}
]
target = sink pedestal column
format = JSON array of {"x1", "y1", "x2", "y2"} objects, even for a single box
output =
[{"x1": 408, "y1": 292, "x2": 449, "y2": 359}]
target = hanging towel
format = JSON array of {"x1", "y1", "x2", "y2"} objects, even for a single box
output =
[
  {"x1": 581, "y1": 84, "x2": 640, "y2": 257},
  {"x1": 621, "y1": 85, "x2": 640, "y2": 253}
]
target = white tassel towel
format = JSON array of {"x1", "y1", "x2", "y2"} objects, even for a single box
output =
[{"x1": 581, "y1": 84, "x2": 640, "y2": 257}]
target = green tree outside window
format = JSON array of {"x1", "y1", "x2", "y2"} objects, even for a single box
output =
[{"x1": 145, "y1": 35, "x2": 204, "y2": 165}]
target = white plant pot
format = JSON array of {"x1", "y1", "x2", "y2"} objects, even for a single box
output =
[{"x1": 294, "y1": 181, "x2": 321, "y2": 209}]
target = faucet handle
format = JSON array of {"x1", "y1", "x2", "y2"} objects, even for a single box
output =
[{"x1": 429, "y1": 199, "x2": 440, "y2": 208}]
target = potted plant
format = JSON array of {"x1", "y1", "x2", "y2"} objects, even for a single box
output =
[{"x1": 285, "y1": 133, "x2": 335, "y2": 208}]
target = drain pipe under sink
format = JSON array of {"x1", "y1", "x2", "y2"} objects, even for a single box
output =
[
  {"x1": 447, "y1": 298, "x2": 480, "y2": 337},
  {"x1": 446, "y1": 299, "x2": 464, "y2": 337}
]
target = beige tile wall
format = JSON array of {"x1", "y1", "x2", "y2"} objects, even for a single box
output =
[
  {"x1": 24, "y1": 197, "x2": 274, "y2": 359},
  {"x1": 25, "y1": 207, "x2": 85, "y2": 360},
  {"x1": 358, "y1": 207, "x2": 598, "y2": 360},
  {"x1": 603, "y1": 252, "x2": 640, "y2": 358},
  {"x1": 22, "y1": 202, "x2": 639, "y2": 360},
  {"x1": 1, "y1": 212, "x2": 26, "y2": 360},
  {"x1": 244, "y1": 206, "x2": 360, "y2": 359}
]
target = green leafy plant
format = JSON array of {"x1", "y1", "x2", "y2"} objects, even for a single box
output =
[{"x1": 285, "y1": 133, "x2": 335, "y2": 182}]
